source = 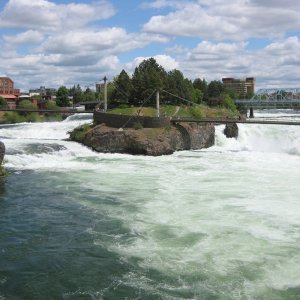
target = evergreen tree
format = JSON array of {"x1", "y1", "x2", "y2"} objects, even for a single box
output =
[
  {"x1": 207, "y1": 80, "x2": 224, "y2": 98},
  {"x1": 111, "y1": 70, "x2": 133, "y2": 104},
  {"x1": 83, "y1": 87, "x2": 96, "y2": 102},
  {"x1": 131, "y1": 58, "x2": 167, "y2": 105},
  {"x1": 69, "y1": 84, "x2": 84, "y2": 103}
]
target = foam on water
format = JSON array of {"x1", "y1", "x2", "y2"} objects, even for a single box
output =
[{"x1": 1, "y1": 112, "x2": 300, "y2": 299}]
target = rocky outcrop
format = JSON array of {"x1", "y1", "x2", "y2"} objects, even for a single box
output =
[
  {"x1": 224, "y1": 123, "x2": 238, "y2": 138},
  {"x1": 0, "y1": 141, "x2": 5, "y2": 164},
  {"x1": 0, "y1": 141, "x2": 5, "y2": 176},
  {"x1": 70, "y1": 123, "x2": 215, "y2": 156}
]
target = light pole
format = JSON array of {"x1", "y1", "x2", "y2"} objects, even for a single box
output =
[{"x1": 103, "y1": 76, "x2": 107, "y2": 112}]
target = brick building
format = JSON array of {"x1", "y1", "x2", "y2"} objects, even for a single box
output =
[
  {"x1": 0, "y1": 76, "x2": 14, "y2": 94},
  {"x1": 0, "y1": 76, "x2": 18, "y2": 108}
]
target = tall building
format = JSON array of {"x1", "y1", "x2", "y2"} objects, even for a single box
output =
[{"x1": 222, "y1": 77, "x2": 255, "y2": 97}]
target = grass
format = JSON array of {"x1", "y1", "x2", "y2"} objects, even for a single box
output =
[
  {"x1": 109, "y1": 104, "x2": 239, "y2": 120},
  {"x1": 69, "y1": 124, "x2": 93, "y2": 142}
]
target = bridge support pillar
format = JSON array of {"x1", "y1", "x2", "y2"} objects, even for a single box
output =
[{"x1": 249, "y1": 107, "x2": 254, "y2": 118}]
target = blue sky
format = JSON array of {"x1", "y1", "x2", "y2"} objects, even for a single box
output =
[{"x1": 1, "y1": 0, "x2": 300, "y2": 91}]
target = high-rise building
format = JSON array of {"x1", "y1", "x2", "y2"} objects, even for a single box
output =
[{"x1": 222, "y1": 77, "x2": 255, "y2": 97}]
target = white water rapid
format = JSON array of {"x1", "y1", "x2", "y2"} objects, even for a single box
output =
[{"x1": 1, "y1": 111, "x2": 300, "y2": 299}]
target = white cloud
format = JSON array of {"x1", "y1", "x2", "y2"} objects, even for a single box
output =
[
  {"x1": 141, "y1": 0, "x2": 189, "y2": 9},
  {"x1": 3, "y1": 30, "x2": 44, "y2": 45},
  {"x1": 1, "y1": 0, "x2": 300, "y2": 92},
  {"x1": 170, "y1": 37, "x2": 300, "y2": 89},
  {"x1": 0, "y1": 0, "x2": 116, "y2": 31},
  {"x1": 125, "y1": 54, "x2": 179, "y2": 74},
  {"x1": 143, "y1": 0, "x2": 300, "y2": 40}
]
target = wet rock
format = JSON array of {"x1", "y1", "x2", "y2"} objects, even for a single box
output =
[
  {"x1": 0, "y1": 141, "x2": 5, "y2": 176},
  {"x1": 224, "y1": 123, "x2": 238, "y2": 138},
  {"x1": 70, "y1": 123, "x2": 215, "y2": 156},
  {"x1": 0, "y1": 141, "x2": 5, "y2": 164}
]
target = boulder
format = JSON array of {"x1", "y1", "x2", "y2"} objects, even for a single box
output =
[
  {"x1": 70, "y1": 123, "x2": 215, "y2": 156},
  {"x1": 0, "y1": 141, "x2": 5, "y2": 164},
  {"x1": 224, "y1": 123, "x2": 238, "y2": 138}
]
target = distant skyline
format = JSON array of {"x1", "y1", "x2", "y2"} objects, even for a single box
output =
[{"x1": 1, "y1": 0, "x2": 300, "y2": 91}]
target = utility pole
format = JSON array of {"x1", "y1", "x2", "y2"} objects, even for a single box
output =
[
  {"x1": 156, "y1": 89, "x2": 160, "y2": 117},
  {"x1": 103, "y1": 76, "x2": 107, "y2": 112}
]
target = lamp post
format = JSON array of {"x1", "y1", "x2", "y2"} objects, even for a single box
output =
[{"x1": 103, "y1": 76, "x2": 107, "y2": 112}]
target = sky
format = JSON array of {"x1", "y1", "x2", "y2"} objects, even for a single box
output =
[{"x1": 1, "y1": 0, "x2": 300, "y2": 91}]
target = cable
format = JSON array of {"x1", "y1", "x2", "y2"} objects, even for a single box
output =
[
  {"x1": 119, "y1": 89, "x2": 156, "y2": 130},
  {"x1": 161, "y1": 89, "x2": 199, "y2": 106}
]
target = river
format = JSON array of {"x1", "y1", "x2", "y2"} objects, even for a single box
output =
[{"x1": 0, "y1": 111, "x2": 300, "y2": 299}]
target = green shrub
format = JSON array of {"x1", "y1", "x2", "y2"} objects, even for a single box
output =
[
  {"x1": 26, "y1": 113, "x2": 41, "y2": 122},
  {"x1": 45, "y1": 100, "x2": 59, "y2": 110},
  {"x1": 0, "y1": 96, "x2": 7, "y2": 108},
  {"x1": 190, "y1": 106, "x2": 205, "y2": 119},
  {"x1": 4, "y1": 112, "x2": 25, "y2": 123},
  {"x1": 223, "y1": 95, "x2": 238, "y2": 113},
  {"x1": 69, "y1": 124, "x2": 92, "y2": 142}
]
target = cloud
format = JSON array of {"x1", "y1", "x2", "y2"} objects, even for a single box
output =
[
  {"x1": 125, "y1": 54, "x2": 179, "y2": 74},
  {"x1": 143, "y1": 0, "x2": 300, "y2": 40},
  {"x1": 0, "y1": 0, "x2": 116, "y2": 31},
  {"x1": 169, "y1": 37, "x2": 300, "y2": 88},
  {"x1": 0, "y1": 0, "x2": 170, "y2": 90},
  {"x1": 1, "y1": 0, "x2": 300, "y2": 92},
  {"x1": 3, "y1": 30, "x2": 44, "y2": 45},
  {"x1": 39, "y1": 28, "x2": 168, "y2": 56},
  {"x1": 141, "y1": 0, "x2": 189, "y2": 9}
]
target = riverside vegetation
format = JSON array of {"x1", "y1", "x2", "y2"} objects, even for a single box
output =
[
  {"x1": 0, "y1": 99, "x2": 63, "y2": 124},
  {"x1": 0, "y1": 58, "x2": 241, "y2": 124}
]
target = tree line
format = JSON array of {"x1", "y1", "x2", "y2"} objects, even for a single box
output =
[{"x1": 0, "y1": 58, "x2": 250, "y2": 110}]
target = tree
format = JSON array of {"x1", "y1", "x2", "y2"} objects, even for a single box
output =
[
  {"x1": 19, "y1": 100, "x2": 36, "y2": 110},
  {"x1": 223, "y1": 94, "x2": 238, "y2": 113},
  {"x1": 191, "y1": 89, "x2": 203, "y2": 104},
  {"x1": 131, "y1": 58, "x2": 167, "y2": 105},
  {"x1": 45, "y1": 100, "x2": 59, "y2": 110},
  {"x1": 69, "y1": 84, "x2": 83, "y2": 103},
  {"x1": 82, "y1": 87, "x2": 96, "y2": 102},
  {"x1": 193, "y1": 78, "x2": 208, "y2": 101},
  {"x1": 0, "y1": 96, "x2": 7, "y2": 107},
  {"x1": 56, "y1": 86, "x2": 70, "y2": 107},
  {"x1": 18, "y1": 100, "x2": 37, "y2": 118},
  {"x1": 111, "y1": 70, "x2": 133, "y2": 104},
  {"x1": 207, "y1": 80, "x2": 224, "y2": 98}
]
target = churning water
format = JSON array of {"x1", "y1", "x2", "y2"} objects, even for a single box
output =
[{"x1": 0, "y1": 111, "x2": 300, "y2": 299}]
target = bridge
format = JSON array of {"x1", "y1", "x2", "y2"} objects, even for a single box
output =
[
  {"x1": 0, "y1": 108, "x2": 94, "y2": 114},
  {"x1": 234, "y1": 88, "x2": 300, "y2": 116},
  {"x1": 170, "y1": 117, "x2": 300, "y2": 126}
]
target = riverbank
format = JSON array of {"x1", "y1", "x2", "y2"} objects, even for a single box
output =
[{"x1": 0, "y1": 141, "x2": 5, "y2": 176}]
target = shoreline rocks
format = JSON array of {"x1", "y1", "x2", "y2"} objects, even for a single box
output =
[
  {"x1": 224, "y1": 123, "x2": 239, "y2": 138},
  {"x1": 0, "y1": 141, "x2": 5, "y2": 176},
  {"x1": 70, "y1": 123, "x2": 215, "y2": 156}
]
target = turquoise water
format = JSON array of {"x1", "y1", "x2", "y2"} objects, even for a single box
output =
[{"x1": 0, "y1": 113, "x2": 300, "y2": 299}]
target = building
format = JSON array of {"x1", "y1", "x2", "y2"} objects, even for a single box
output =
[
  {"x1": 0, "y1": 76, "x2": 18, "y2": 108},
  {"x1": 29, "y1": 86, "x2": 56, "y2": 99},
  {"x1": 222, "y1": 77, "x2": 255, "y2": 97},
  {"x1": 0, "y1": 76, "x2": 14, "y2": 94}
]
